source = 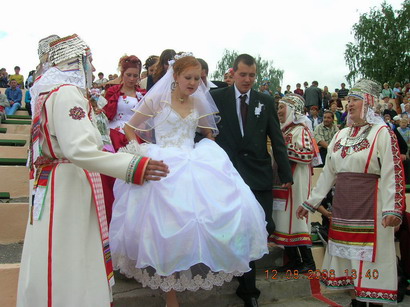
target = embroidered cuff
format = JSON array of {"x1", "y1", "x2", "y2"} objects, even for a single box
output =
[
  {"x1": 382, "y1": 210, "x2": 403, "y2": 220},
  {"x1": 126, "y1": 156, "x2": 150, "y2": 185},
  {"x1": 302, "y1": 201, "x2": 316, "y2": 213}
]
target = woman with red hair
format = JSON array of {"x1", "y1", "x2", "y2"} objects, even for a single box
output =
[
  {"x1": 102, "y1": 55, "x2": 146, "y2": 224},
  {"x1": 103, "y1": 55, "x2": 146, "y2": 151}
]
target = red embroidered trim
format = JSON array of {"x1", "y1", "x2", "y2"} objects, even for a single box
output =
[
  {"x1": 322, "y1": 275, "x2": 354, "y2": 288},
  {"x1": 47, "y1": 166, "x2": 57, "y2": 307},
  {"x1": 334, "y1": 138, "x2": 370, "y2": 158},
  {"x1": 133, "y1": 157, "x2": 150, "y2": 185},
  {"x1": 355, "y1": 286, "x2": 397, "y2": 303},
  {"x1": 386, "y1": 127, "x2": 406, "y2": 214},
  {"x1": 269, "y1": 232, "x2": 312, "y2": 246}
]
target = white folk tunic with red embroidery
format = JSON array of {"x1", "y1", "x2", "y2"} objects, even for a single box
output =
[
  {"x1": 17, "y1": 85, "x2": 149, "y2": 307},
  {"x1": 271, "y1": 124, "x2": 314, "y2": 246},
  {"x1": 302, "y1": 124, "x2": 405, "y2": 305}
]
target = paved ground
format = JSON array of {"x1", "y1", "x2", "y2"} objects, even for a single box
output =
[{"x1": 0, "y1": 243, "x2": 23, "y2": 263}]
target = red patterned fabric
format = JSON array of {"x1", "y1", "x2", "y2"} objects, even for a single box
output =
[
  {"x1": 385, "y1": 127, "x2": 406, "y2": 216},
  {"x1": 83, "y1": 170, "x2": 114, "y2": 287},
  {"x1": 103, "y1": 84, "x2": 146, "y2": 120},
  {"x1": 132, "y1": 157, "x2": 150, "y2": 185},
  {"x1": 355, "y1": 286, "x2": 397, "y2": 304}
]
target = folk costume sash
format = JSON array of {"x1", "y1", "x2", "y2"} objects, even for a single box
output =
[
  {"x1": 29, "y1": 85, "x2": 115, "y2": 290},
  {"x1": 84, "y1": 170, "x2": 115, "y2": 287},
  {"x1": 329, "y1": 172, "x2": 379, "y2": 262}
]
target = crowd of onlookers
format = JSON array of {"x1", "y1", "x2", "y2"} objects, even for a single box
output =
[
  {"x1": 1, "y1": 60, "x2": 409, "y2": 137},
  {"x1": 0, "y1": 66, "x2": 34, "y2": 120}
]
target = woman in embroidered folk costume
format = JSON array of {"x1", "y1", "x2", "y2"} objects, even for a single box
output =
[
  {"x1": 109, "y1": 54, "x2": 268, "y2": 307},
  {"x1": 271, "y1": 94, "x2": 317, "y2": 273},
  {"x1": 17, "y1": 34, "x2": 168, "y2": 307},
  {"x1": 297, "y1": 79, "x2": 405, "y2": 306}
]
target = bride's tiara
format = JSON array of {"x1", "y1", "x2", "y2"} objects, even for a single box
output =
[{"x1": 174, "y1": 52, "x2": 194, "y2": 61}]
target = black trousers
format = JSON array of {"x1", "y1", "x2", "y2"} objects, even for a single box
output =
[{"x1": 236, "y1": 189, "x2": 272, "y2": 301}]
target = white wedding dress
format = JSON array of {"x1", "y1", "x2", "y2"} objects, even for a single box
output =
[{"x1": 109, "y1": 105, "x2": 268, "y2": 292}]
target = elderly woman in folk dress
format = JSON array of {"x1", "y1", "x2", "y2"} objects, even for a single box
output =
[
  {"x1": 271, "y1": 94, "x2": 317, "y2": 273},
  {"x1": 17, "y1": 34, "x2": 168, "y2": 307},
  {"x1": 297, "y1": 79, "x2": 405, "y2": 306}
]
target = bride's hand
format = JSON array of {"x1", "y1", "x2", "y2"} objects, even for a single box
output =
[
  {"x1": 206, "y1": 133, "x2": 215, "y2": 141},
  {"x1": 144, "y1": 160, "x2": 169, "y2": 182}
]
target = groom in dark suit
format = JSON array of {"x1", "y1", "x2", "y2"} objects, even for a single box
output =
[{"x1": 211, "y1": 54, "x2": 293, "y2": 307}]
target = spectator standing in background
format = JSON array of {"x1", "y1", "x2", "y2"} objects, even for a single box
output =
[
  {"x1": 322, "y1": 86, "x2": 332, "y2": 110},
  {"x1": 0, "y1": 68, "x2": 9, "y2": 88},
  {"x1": 337, "y1": 83, "x2": 349, "y2": 99},
  {"x1": 147, "y1": 49, "x2": 176, "y2": 90},
  {"x1": 314, "y1": 110, "x2": 338, "y2": 165},
  {"x1": 25, "y1": 82, "x2": 33, "y2": 116},
  {"x1": 25, "y1": 70, "x2": 35, "y2": 89},
  {"x1": 9, "y1": 66, "x2": 24, "y2": 89},
  {"x1": 5, "y1": 80, "x2": 22, "y2": 115},
  {"x1": 294, "y1": 83, "x2": 303, "y2": 96},
  {"x1": 94, "y1": 72, "x2": 108, "y2": 89},
  {"x1": 284, "y1": 84, "x2": 292, "y2": 94},
  {"x1": 383, "y1": 101, "x2": 398, "y2": 119},
  {"x1": 139, "y1": 55, "x2": 158, "y2": 90},
  {"x1": 398, "y1": 118, "x2": 410, "y2": 151},
  {"x1": 308, "y1": 105, "x2": 322, "y2": 130},
  {"x1": 223, "y1": 68, "x2": 234, "y2": 86},
  {"x1": 303, "y1": 81, "x2": 309, "y2": 92},
  {"x1": 330, "y1": 92, "x2": 343, "y2": 109},
  {"x1": 381, "y1": 82, "x2": 395, "y2": 99},
  {"x1": 304, "y1": 81, "x2": 322, "y2": 111}
]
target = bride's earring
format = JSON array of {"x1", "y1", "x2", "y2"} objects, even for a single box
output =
[{"x1": 171, "y1": 81, "x2": 177, "y2": 91}]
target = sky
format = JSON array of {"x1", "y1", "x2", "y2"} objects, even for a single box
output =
[{"x1": 0, "y1": 0, "x2": 405, "y2": 92}]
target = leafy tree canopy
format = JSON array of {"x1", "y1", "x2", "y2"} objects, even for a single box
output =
[
  {"x1": 211, "y1": 49, "x2": 284, "y2": 92},
  {"x1": 345, "y1": 0, "x2": 410, "y2": 87}
]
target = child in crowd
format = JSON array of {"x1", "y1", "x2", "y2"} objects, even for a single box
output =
[{"x1": 90, "y1": 82, "x2": 101, "y2": 101}]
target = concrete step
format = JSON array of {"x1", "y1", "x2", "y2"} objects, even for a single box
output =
[
  {"x1": 0, "y1": 264, "x2": 19, "y2": 307},
  {"x1": 0, "y1": 124, "x2": 30, "y2": 134},
  {"x1": 0, "y1": 166, "x2": 29, "y2": 198},
  {"x1": 0, "y1": 147, "x2": 28, "y2": 159},
  {"x1": 15, "y1": 110, "x2": 29, "y2": 116},
  {"x1": 0, "y1": 203, "x2": 28, "y2": 244}
]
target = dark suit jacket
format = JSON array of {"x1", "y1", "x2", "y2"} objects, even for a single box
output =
[{"x1": 211, "y1": 86, "x2": 293, "y2": 191}]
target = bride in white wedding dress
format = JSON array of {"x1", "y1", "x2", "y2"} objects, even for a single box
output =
[{"x1": 109, "y1": 54, "x2": 268, "y2": 307}]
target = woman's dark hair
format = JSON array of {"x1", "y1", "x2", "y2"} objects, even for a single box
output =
[
  {"x1": 153, "y1": 49, "x2": 176, "y2": 83},
  {"x1": 144, "y1": 55, "x2": 159, "y2": 70}
]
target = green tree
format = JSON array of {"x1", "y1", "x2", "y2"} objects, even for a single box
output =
[
  {"x1": 344, "y1": 0, "x2": 410, "y2": 87},
  {"x1": 211, "y1": 49, "x2": 284, "y2": 93}
]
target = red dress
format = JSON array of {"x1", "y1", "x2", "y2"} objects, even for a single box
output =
[{"x1": 102, "y1": 84, "x2": 146, "y2": 224}]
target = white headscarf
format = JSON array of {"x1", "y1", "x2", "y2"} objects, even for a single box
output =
[{"x1": 346, "y1": 79, "x2": 385, "y2": 127}]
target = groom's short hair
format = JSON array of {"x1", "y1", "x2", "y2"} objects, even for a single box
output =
[{"x1": 233, "y1": 54, "x2": 256, "y2": 71}]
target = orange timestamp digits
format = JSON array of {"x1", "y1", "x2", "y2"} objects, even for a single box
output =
[
  {"x1": 265, "y1": 269, "x2": 343, "y2": 280},
  {"x1": 344, "y1": 269, "x2": 379, "y2": 280}
]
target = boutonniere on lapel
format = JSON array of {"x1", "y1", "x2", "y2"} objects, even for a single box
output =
[{"x1": 254, "y1": 101, "x2": 264, "y2": 118}]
